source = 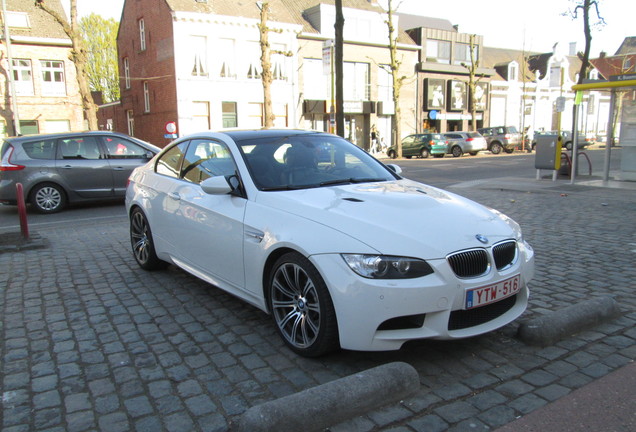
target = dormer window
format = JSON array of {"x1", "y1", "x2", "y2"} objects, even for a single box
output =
[
  {"x1": 589, "y1": 69, "x2": 599, "y2": 80},
  {"x1": 509, "y1": 62, "x2": 518, "y2": 81}
]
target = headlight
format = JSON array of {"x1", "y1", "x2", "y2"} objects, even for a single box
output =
[{"x1": 342, "y1": 254, "x2": 434, "y2": 279}]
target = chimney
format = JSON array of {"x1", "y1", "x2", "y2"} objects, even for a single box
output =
[
  {"x1": 453, "y1": 24, "x2": 459, "y2": 32},
  {"x1": 599, "y1": 51, "x2": 607, "y2": 58},
  {"x1": 569, "y1": 42, "x2": 577, "y2": 56}
]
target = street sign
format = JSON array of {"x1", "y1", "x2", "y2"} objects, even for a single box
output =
[{"x1": 555, "y1": 96, "x2": 566, "y2": 113}]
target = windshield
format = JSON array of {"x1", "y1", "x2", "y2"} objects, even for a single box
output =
[{"x1": 236, "y1": 133, "x2": 398, "y2": 191}]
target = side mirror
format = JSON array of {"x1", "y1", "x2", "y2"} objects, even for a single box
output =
[
  {"x1": 386, "y1": 164, "x2": 402, "y2": 175},
  {"x1": 201, "y1": 176, "x2": 232, "y2": 195}
]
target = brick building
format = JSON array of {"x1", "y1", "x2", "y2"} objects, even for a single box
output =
[{"x1": 0, "y1": 0, "x2": 84, "y2": 136}]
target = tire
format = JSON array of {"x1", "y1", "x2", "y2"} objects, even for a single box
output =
[
  {"x1": 420, "y1": 147, "x2": 429, "y2": 158},
  {"x1": 130, "y1": 207, "x2": 167, "y2": 271},
  {"x1": 490, "y1": 142, "x2": 503, "y2": 155},
  {"x1": 451, "y1": 146, "x2": 463, "y2": 157},
  {"x1": 387, "y1": 149, "x2": 396, "y2": 159},
  {"x1": 565, "y1": 142, "x2": 573, "y2": 151},
  {"x1": 405, "y1": 155, "x2": 412, "y2": 159},
  {"x1": 504, "y1": 148, "x2": 514, "y2": 154},
  {"x1": 30, "y1": 183, "x2": 66, "y2": 214},
  {"x1": 268, "y1": 252, "x2": 339, "y2": 357},
  {"x1": 469, "y1": 152, "x2": 478, "y2": 156},
  {"x1": 433, "y1": 154, "x2": 444, "y2": 158}
]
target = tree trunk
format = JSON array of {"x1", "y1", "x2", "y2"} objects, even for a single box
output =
[
  {"x1": 334, "y1": 0, "x2": 345, "y2": 138},
  {"x1": 259, "y1": 2, "x2": 275, "y2": 128},
  {"x1": 386, "y1": 1, "x2": 402, "y2": 158}
]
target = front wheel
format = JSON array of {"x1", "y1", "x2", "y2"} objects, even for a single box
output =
[
  {"x1": 30, "y1": 183, "x2": 66, "y2": 214},
  {"x1": 420, "y1": 147, "x2": 429, "y2": 158},
  {"x1": 269, "y1": 252, "x2": 339, "y2": 357},
  {"x1": 130, "y1": 208, "x2": 167, "y2": 271},
  {"x1": 387, "y1": 149, "x2": 396, "y2": 159},
  {"x1": 490, "y1": 142, "x2": 503, "y2": 155},
  {"x1": 451, "y1": 146, "x2": 463, "y2": 157}
]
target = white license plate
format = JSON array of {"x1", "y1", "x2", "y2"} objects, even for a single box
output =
[{"x1": 465, "y1": 275, "x2": 521, "y2": 309}]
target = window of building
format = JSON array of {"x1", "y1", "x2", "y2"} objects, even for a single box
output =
[
  {"x1": 509, "y1": 62, "x2": 518, "y2": 81},
  {"x1": 124, "y1": 58, "x2": 130, "y2": 89},
  {"x1": 192, "y1": 102, "x2": 210, "y2": 130},
  {"x1": 40, "y1": 60, "x2": 66, "y2": 96},
  {"x1": 272, "y1": 103, "x2": 288, "y2": 128},
  {"x1": 12, "y1": 59, "x2": 34, "y2": 96},
  {"x1": 6, "y1": 11, "x2": 30, "y2": 28},
  {"x1": 246, "y1": 102, "x2": 263, "y2": 128},
  {"x1": 20, "y1": 120, "x2": 39, "y2": 135},
  {"x1": 343, "y1": 62, "x2": 370, "y2": 101},
  {"x1": 127, "y1": 110, "x2": 134, "y2": 136},
  {"x1": 426, "y1": 39, "x2": 451, "y2": 64},
  {"x1": 222, "y1": 102, "x2": 238, "y2": 128},
  {"x1": 271, "y1": 43, "x2": 288, "y2": 81},
  {"x1": 143, "y1": 81, "x2": 150, "y2": 112},
  {"x1": 45, "y1": 120, "x2": 70, "y2": 133},
  {"x1": 454, "y1": 43, "x2": 478, "y2": 65},
  {"x1": 190, "y1": 35, "x2": 208, "y2": 77},
  {"x1": 219, "y1": 39, "x2": 236, "y2": 78},
  {"x1": 302, "y1": 58, "x2": 327, "y2": 100},
  {"x1": 377, "y1": 65, "x2": 392, "y2": 103},
  {"x1": 245, "y1": 41, "x2": 261, "y2": 79},
  {"x1": 139, "y1": 19, "x2": 146, "y2": 51},
  {"x1": 0, "y1": 120, "x2": 6, "y2": 138}
]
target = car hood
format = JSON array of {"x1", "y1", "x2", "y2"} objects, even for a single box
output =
[{"x1": 254, "y1": 179, "x2": 520, "y2": 259}]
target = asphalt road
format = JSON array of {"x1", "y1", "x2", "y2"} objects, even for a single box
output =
[{"x1": 0, "y1": 147, "x2": 622, "y2": 232}]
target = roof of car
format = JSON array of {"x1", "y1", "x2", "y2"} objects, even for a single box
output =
[
  {"x1": 4, "y1": 131, "x2": 160, "y2": 151},
  {"x1": 220, "y1": 129, "x2": 330, "y2": 141}
]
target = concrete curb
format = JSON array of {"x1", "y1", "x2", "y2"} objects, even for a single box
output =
[
  {"x1": 517, "y1": 296, "x2": 622, "y2": 346},
  {"x1": 237, "y1": 361, "x2": 419, "y2": 432}
]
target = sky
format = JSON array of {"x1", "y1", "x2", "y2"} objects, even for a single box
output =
[{"x1": 70, "y1": 0, "x2": 630, "y2": 56}]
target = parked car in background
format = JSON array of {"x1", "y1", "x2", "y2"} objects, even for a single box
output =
[
  {"x1": 478, "y1": 126, "x2": 521, "y2": 154},
  {"x1": 387, "y1": 133, "x2": 447, "y2": 159},
  {"x1": 442, "y1": 132, "x2": 488, "y2": 157},
  {"x1": 531, "y1": 131, "x2": 594, "y2": 151},
  {"x1": 0, "y1": 131, "x2": 160, "y2": 213},
  {"x1": 126, "y1": 129, "x2": 534, "y2": 356}
]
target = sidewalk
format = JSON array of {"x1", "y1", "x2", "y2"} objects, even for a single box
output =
[{"x1": 495, "y1": 361, "x2": 636, "y2": 432}]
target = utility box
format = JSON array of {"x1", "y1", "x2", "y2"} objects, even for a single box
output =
[{"x1": 534, "y1": 134, "x2": 562, "y2": 170}]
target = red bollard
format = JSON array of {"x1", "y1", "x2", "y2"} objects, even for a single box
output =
[{"x1": 16, "y1": 183, "x2": 29, "y2": 239}]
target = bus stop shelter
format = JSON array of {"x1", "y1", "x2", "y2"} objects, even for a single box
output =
[{"x1": 572, "y1": 76, "x2": 636, "y2": 183}]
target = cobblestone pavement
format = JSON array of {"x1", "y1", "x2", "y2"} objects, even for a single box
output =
[{"x1": 1, "y1": 180, "x2": 635, "y2": 432}]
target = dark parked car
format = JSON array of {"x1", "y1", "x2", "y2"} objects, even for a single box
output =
[
  {"x1": 531, "y1": 131, "x2": 594, "y2": 151},
  {"x1": 387, "y1": 133, "x2": 447, "y2": 159},
  {"x1": 477, "y1": 126, "x2": 521, "y2": 154},
  {"x1": 442, "y1": 132, "x2": 487, "y2": 157},
  {"x1": 0, "y1": 131, "x2": 160, "y2": 213}
]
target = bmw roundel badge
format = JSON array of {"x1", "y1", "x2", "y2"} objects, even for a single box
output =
[{"x1": 475, "y1": 234, "x2": 489, "y2": 244}]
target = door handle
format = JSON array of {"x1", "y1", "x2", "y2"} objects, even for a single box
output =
[
  {"x1": 113, "y1": 167, "x2": 125, "y2": 171},
  {"x1": 62, "y1": 165, "x2": 73, "y2": 169},
  {"x1": 168, "y1": 192, "x2": 181, "y2": 201}
]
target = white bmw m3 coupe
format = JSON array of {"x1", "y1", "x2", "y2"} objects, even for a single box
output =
[{"x1": 126, "y1": 129, "x2": 534, "y2": 357}]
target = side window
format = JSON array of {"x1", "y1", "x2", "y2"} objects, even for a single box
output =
[
  {"x1": 103, "y1": 137, "x2": 149, "y2": 159},
  {"x1": 58, "y1": 136, "x2": 101, "y2": 160},
  {"x1": 156, "y1": 142, "x2": 187, "y2": 178},
  {"x1": 181, "y1": 139, "x2": 236, "y2": 184},
  {"x1": 22, "y1": 139, "x2": 56, "y2": 160},
  {"x1": 402, "y1": 136, "x2": 415, "y2": 146}
]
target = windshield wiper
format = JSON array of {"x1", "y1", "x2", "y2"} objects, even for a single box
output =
[{"x1": 319, "y1": 178, "x2": 386, "y2": 186}]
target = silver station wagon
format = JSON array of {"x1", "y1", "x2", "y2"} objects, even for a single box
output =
[{"x1": 0, "y1": 131, "x2": 159, "y2": 213}]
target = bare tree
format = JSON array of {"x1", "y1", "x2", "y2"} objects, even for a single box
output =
[
  {"x1": 568, "y1": 0, "x2": 605, "y2": 85},
  {"x1": 258, "y1": 1, "x2": 293, "y2": 128},
  {"x1": 460, "y1": 34, "x2": 482, "y2": 132},
  {"x1": 385, "y1": 0, "x2": 406, "y2": 157},
  {"x1": 36, "y1": 0, "x2": 98, "y2": 130}
]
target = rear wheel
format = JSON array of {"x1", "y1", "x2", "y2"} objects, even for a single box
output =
[
  {"x1": 269, "y1": 252, "x2": 339, "y2": 357},
  {"x1": 420, "y1": 147, "x2": 429, "y2": 158},
  {"x1": 490, "y1": 142, "x2": 503, "y2": 155},
  {"x1": 451, "y1": 146, "x2": 463, "y2": 157},
  {"x1": 130, "y1": 208, "x2": 167, "y2": 270},
  {"x1": 30, "y1": 183, "x2": 66, "y2": 214}
]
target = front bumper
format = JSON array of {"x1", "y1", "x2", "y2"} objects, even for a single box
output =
[{"x1": 310, "y1": 243, "x2": 534, "y2": 351}]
